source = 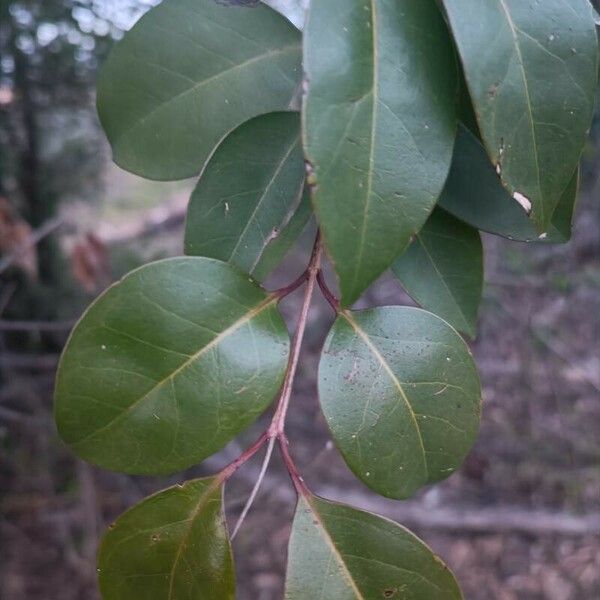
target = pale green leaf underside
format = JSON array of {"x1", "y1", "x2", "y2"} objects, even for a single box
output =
[
  {"x1": 285, "y1": 494, "x2": 463, "y2": 599},
  {"x1": 440, "y1": 126, "x2": 579, "y2": 243},
  {"x1": 392, "y1": 208, "x2": 483, "y2": 338},
  {"x1": 303, "y1": 0, "x2": 458, "y2": 307},
  {"x1": 97, "y1": 0, "x2": 302, "y2": 181},
  {"x1": 185, "y1": 112, "x2": 309, "y2": 280},
  {"x1": 319, "y1": 307, "x2": 481, "y2": 499},
  {"x1": 98, "y1": 477, "x2": 235, "y2": 600},
  {"x1": 442, "y1": 0, "x2": 597, "y2": 232},
  {"x1": 54, "y1": 258, "x2": 290, "y2": 475}
]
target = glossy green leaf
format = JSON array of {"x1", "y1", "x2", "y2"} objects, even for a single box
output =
[
  {"x1": 285, "y1": 494, "x2": 463, "y2": 599},
  {"x1": 440, "y1": 126, "x2": 580, "y2": 243},
  {"x1": 303, "y1": 0, "x2": 458, "y2": 307},
  {"x1": 54, "y1": 258, "x2": 289, "y2": 475},
  {"x1": 185, "y1": 113, "x2": 308, "y2": 280},
  {"x1": 251, "y1": 189, "x2": 313, "y2": 283},
  {"x1": 97, "y1": 0, "x2": 302, "y2": 181},
  {"x1": 319, "y1": 307, "x2": 481, "y2": 499},
  {"x1": 441, "y1": 0, "x2": 597, "y2": 232},
  {"x1": 392, "y1": 209, "x2": 483, "y2": 339},
  {"x1": 98, "y1": 477, "x2": 234, "y2": 600}
]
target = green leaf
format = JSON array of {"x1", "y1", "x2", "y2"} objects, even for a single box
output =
[
  {"x1": 441, "y1": 0, "x2": 597, "y2": 232},
  {"x1": 97, "y1": 0, "x2": 302, "y2": 181},
  {"x1": 392, "y1": 209, "x2": 483, "y2": 339},
  {"x1": 54, "y1": 258, "x2": 289, "y2": 475},
  {"x1": 185, "y1": 113, "x2": 308, "y2": 280},
  {"x1": 285, "y1": 494, "x2": 463, "y2": 599},
  {"x1": 319, "y1": 307, "x2": 481, "y2": 499},
  {"x1": 251, "y1": 189, "x2": 313, "y2": 283},
  {"x1": 303, "y1": 0, "x2": 458, "y2": 307},
  {"x1": 98, "y1": 477, "x2": 234, "y2": 600},
  {"x1": 440, "y1": 126, "x2": 580, "y2": 243}
]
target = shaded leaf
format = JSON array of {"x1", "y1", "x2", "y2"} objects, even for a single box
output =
[
  {"x1": 441, "y1": 0, "x2": 597, "y2": 232},
  {"x1": 251, "y1": 189, "x2": 313, "y2": 283},
  {"x1": 285, "y1": 494, "x2": 463, "y2": 599},
  {"x1": 98, "y1": 477, "x2": 234, "y2": 600},
  {"x1": 97, "y1": 0, "x2": 301, "y2": 180},
  {"x1": 303, "y1": 0, "x2": 458, "y2": 307},
  {"x1": 440, "y1": 126, "x2": 579, "y2": 243},
  {"x1": 185, "y1": 113, "x2": 308, "y2": 280},
  {"x1": 392, "y1": 209, "x2": 483, "y2": 338},
  {"x1": 54, "y1": 258, "x2": 289, "y2": 475},
  {"x1": 319, "y1": 307, "x2": 481, "y2": 499}
]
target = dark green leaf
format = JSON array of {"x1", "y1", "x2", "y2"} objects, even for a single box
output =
[
  {"x1": 319, "y1": 307, "x2": 481, "y2": 499},
  {"x1": 98, "y1": 477, "x2": 234, "y2": 600},
  {"x1": 441, "y1": 0, "x2": 597, "y2": 232},
  {"x1": 251, "y1": 190, "x2": 313, "y2": 283},
  {"x1": 97, "y1": 0, "x2": 301, "y2": 181},
  {"x1": 54, "y1": 258, "x2": 289, "y2": 475},
  {"x1": 185, "y1": 113, "x2": 308, "y2": 280},
  {"x1": 392, "y1": 209, "x2": 483, "y2": 338},
  {"x1": 285, "y1": 494, "x2": 463, "y2": 599},
  {"x1": 303, "y1": 0, "x2": 458, "y2": 307},
  {"x1": 440, "y1": 126, "x2": 579, "y2": 243}
]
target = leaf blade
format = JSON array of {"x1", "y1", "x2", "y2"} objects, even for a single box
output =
[
  {"x1": 97, "y1": 0, "x2": 302, "y2": 180},
  {"x1": 285, "y1": 494, "x2": 463, "y2": 599},
  {"x1": 392, "y1": 209, "x2": 483, "y2": 338},
  {"x1": 319, "y1": 307, "x2": 481, "y2": 499},
  {"x1": 185, "y1": 113, "x2": 308, "y2": 280},
  {"x1": 98, "y1": 477, "x2": 234, "y2": 600},
  {"x1": 440, "y1": 126, "x2": 580, "y2": 243},
  {"x1": 54, "y1": 258, "x2": 290, "y2": 475},
  {"x1": 441, "y1": 0, "x2": 597, "y2": 231},
  {"x1": 303, "y1": 0, "x2": 458, "y2": 307}
]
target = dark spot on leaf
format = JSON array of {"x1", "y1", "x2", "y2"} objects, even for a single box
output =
[{"x1": 383, "y1": 588, "x2": 397, "y2": 598}]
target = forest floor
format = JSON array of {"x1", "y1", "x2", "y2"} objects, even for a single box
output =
[{"x1": 1, "y1": 163, "x2": 599, "y2": 600}]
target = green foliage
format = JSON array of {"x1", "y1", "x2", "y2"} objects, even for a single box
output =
[
  {"x1": 55, "y1": 258, "x2": 290, "y2": 474},
  {"x1": 319, "y1": 307, "x2": 481, "y2": 499},
  {"x1": 285, "y1": 494, "x2": 462, "y2": 599},
  {"x1": 303, "y1": 0, "x2": 458, "y2": 306},
  {"x1": 98, "y1": 477, "x2": 235, "y2": 599},
  {"x1": 53, "y1": 0, "x2": 599, "y2": 597}
]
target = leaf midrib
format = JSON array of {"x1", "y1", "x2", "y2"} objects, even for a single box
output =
[
  {"x1": 112, "y1": 44, "x2": 301, "y2": 147},
  {"x1": 351, "y1": 0, "x2": 379, "y2": 299},
  {"x1": 415, "y1": 233, "x2": 471, "y2": 333},
  {"x1": 304, "y1": 496, "x2": 366, "y2": 600},
  {"x1": 229, "y1": 133, "x2": 301, "y2": 265},
  {"x1": 495, "y1": 0, "x2": 544, "y2": 224},
  {"x1": 71, "y1": 295, "x2": 278, "y2": 447},
  {"x1": 341, "y1": 311, "x2": 429, "y2": 479}
]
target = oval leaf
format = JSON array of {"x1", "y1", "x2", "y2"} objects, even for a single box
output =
[
  {"x1": 303, "y1": 0, "x2": 458, "y2": 307},
  {"x1": 98, "y1": 477, "x2": 234, "y2": 600},
  {"x1": 440, "y1": 126, "x2": 579, "y2": 243},
  {"x1": 319, "y1": 307, "x2": 481, "y2": 499},
  {"x1": 185, "y1": 112, "x2": 308, "y2": 280},
  {"x1": 392, "y1": 209, "x2": 483, "y2": 338},
  {"x1": 54, "y1": 258, "x2": 290, "y2": 475},
  {"x1": 97, "y1": 0, "x2": 302, "y2": 180},
  {"x1": 441, "y1": 0, "x2": 597, "y2": 232},
  {"x1": 285, "y1": 494, "x2": 463, "y2": 599}
]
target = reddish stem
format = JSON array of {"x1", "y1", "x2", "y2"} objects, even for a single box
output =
[
  {"x1": 268, "y1": 233, "x2": 323, "y2": 438},
  {"x1": 317, "y1": 270, "x2": 340, "y2": 312},
  {"x1": 218, "y1": 432, "x2": 268, "y2": 483},
  {"x1": 274, "y1": 270, "x2": 308, "y2": 299},
  {"x1": 278, "y1": 435, "x2": 310, "y2": 497}
]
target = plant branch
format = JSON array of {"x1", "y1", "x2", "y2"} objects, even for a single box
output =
[
  {"x1": 268, "y1": 232, "x2": 323, "y2": 438},
  {"x1": 230, "y1": 435, "x2": 276, "y2": 540},
  {"x1": 317, "y1": 270, "x2": 339, "y2": 312}
]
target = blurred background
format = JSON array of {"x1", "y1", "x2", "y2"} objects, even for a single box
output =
[{"x1": 0, "y1": 1, "x2": 599, "y2": 599}]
